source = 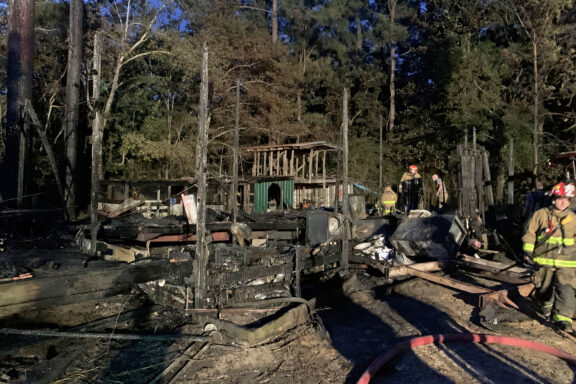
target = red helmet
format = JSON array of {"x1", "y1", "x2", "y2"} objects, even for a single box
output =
[
  {"x1": 409, "y1": 165, "x2": 418, "y2": 172},
  {"x1": 551, "y1": 182, "x2": 575, "y2": 198}
]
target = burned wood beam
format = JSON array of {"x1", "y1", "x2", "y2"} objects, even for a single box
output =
[
  {"x1": 353, "y1": 258, "x2": 444, "y2": 278},
  {"x1": 463, "y1": 271, "x2": 530, "y2": 285},
  {"x1": 452, "y1": 255, "x2": 529, "y2": 278},
  {"x1": 385, "y1": 262, "x2": 444, "y2": 277},
  {"x1": 0, "y1": 260, "x2": 193, "y2": 318}
]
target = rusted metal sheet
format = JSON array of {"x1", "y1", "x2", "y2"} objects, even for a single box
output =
[
  {"x1": 404, "y1": 267, "x2": 520, "y2": 309},
  {"x1": 478, "y1": 283, "x2": 535, "y2": 310},
  {"x1": 137, "y1": 232, "x2": 230, "y2": 243}
]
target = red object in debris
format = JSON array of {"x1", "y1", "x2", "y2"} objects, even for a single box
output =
[{"x1": 356, "y1": 333, "x2": 576, "y2": 384}]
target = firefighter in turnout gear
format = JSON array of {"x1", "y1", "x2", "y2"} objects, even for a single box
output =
[
  {"x1": 399, "y1": 165, "x2": 423, "y2": 213},
  {"x1": 522, "y1": 182, "x2": 576, "y2": 332},
  {"x1": 380, "y1": 184, "x2": 398, "y2": 215}
]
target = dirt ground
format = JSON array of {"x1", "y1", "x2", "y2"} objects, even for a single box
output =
[{"x1": 2, "y1": 271, "x2": 576, "y2": 384}]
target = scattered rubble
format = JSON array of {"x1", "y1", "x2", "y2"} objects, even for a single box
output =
[{"x1": 2, "y1": 195, "x2": 575, "y2": 383}]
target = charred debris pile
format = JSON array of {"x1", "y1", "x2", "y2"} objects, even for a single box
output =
[{"x1": 0, "y1": 189, "x2": 539, "y2": 360}]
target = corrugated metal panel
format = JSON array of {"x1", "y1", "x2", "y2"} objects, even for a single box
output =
[
  {"x1": 283, "y1": 180, "x2": 294, "y2": 208},
  {"x1": 254, "y1": 179, "x2": 294, "y2": 213}
]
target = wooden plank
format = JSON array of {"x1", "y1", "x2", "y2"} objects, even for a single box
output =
[
  {"x1": 314, "y1": 150, "x2": 319, "y2": 179},
  {"x1": 276, "y1": 149, "x2": 280, "y2": 176},
  {"x1": 290, "y1": 149, "x2": 294, "y2": 176},
  {"x1": 455, "y1": 255, "x2": 529, "y2": 275},
  {"x1": 483, "y1": 151, "x2": 494, "y2": 206},
  {"x1": 308, "y1": 149, "x2": 313, "y2": 182},
  {"x1": 295, "y1": 155, "x2": 299, "y2": 178}
]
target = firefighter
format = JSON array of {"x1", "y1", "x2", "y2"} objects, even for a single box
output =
[
  {"x1": 522, "y1": 182, "x2": 576, "y2": 332},
  {"x1": 380, "y1": 184, "x2": 398, "y2": 215},
  {"x1": 399, "y1": 165, "x2": 423, "y2": 213}
]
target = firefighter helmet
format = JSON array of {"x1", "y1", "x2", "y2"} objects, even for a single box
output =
[{"x1": 551, "y1": 182, "x2": 575, "y2": 198}]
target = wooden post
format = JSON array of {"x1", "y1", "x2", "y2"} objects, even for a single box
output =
[
  {"x1": 483, "y1": 151, "x2": 494, "y2": 206},
  {"x1": 290, "y1": 149, "x2": 294, "y2": 176},
  {"x1": 322, "y1": 151, "x2": 327, "y2": 206},
  {"x1": 295, "y1": 156, "x2": 299, "y2": 179},
  {"x1": 341, "y1": 88, "x2": 350, "y2": 270},
  {"x1": 195, "y1": 43, "x2": 209, "y2": 309},
  {"x1": 308, "y1": 149, "x2": 313, "y2": 182},
  {"x1": 276, "y1": 149, "x2": 280, "y2": 176},
  {"x1": 232, "y1": 79, "x2": 240, "y2": 223},
  {"x1": 269, "y1": 151, "x2": 274, "y2": 176},
  {"x1": 314, "y1": 150, "x2": 319, "y2": 179},
  {"x1": 90, "y1": 32, "x2": 102, "y2": 256}
]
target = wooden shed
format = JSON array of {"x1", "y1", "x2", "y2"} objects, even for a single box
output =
[{"x1": 240, "y1": 141, "x2": 340, "y2": 212}]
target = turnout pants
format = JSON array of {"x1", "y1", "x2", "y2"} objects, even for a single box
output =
[{"x1": 532, "y1": 267, "x2": 576, "y2": 323}]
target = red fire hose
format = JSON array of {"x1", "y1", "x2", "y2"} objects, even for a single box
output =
[{"x1": 357, "y1": 333, "x2": 576, "y2": 384}]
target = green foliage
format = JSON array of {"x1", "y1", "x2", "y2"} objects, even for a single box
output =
[{"x1": 14, "y1": 0, "x2": 576, "y2": 205}]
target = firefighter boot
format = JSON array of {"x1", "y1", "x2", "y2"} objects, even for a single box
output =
[{"x1": 555, "y1": 321, "x2": 572, "y2": 333}]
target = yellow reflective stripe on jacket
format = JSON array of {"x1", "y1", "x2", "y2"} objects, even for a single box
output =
[
  {"x1": 553, "y1": 314, "x2": 573, "y2": 323},
  {"x1": 382, "y1": 201, "x2": 396, "y2": 204},
  {"x1": 534, "y1": 257, "x2": 576, "y2": 268},
  {"x1": 535, "y1": 236, "x2": 575, "y2": 246},
  {"x1": 523, "y1": 243, "x2": 534, "y2": 252}
]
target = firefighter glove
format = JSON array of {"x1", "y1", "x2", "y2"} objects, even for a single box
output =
[{"x1": 523, "y1": 252, "x2": 535, "y2": 268}]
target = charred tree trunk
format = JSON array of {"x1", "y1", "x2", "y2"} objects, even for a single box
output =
[
  {"x1": 341, "y1": 88, "x2": 350, "y2": 270},
  {"x1": 3, "y1": 0, "x2": 34, "y2": 206},
  {"x1": 388, "y1": 0, "x2": 397, "y2": 135},
  {"x1": 90, "y1": 32, "x2": 102, "y2": 256},
  {"x1": 195, "y1": 43, "x2": 210, "y2": 309},
  {"x1": 531, "y1": 38, "x2": 540, "y2": 176},
  {"x1": 232, "y1": 79, "x2": 240, "y2": 224},
  {"x1": 379, "y1": 114, "x2": 383, "y2": 191},
  {"x1": 508, "y1": 139, "x2": 514, "y2": 206},
  {"x1": 64, "y1": 0, "x2": 83, "y2": 220}
]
